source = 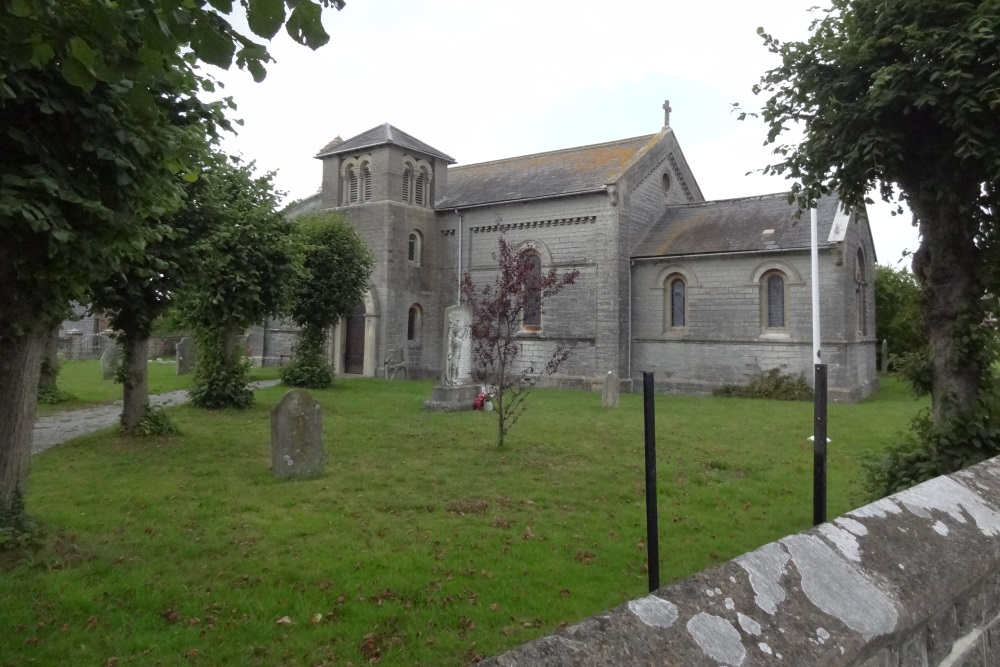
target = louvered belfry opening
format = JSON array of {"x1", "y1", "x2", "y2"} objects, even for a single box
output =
[
  {"x1": 414, "y1": 170, "x2": 425, "y2": 206},
  {"x1": 363, "y1": 165, "x2": 372, "y2": 202},
  {"x1": 348, "y1": 168, "x2": 358, "y2": 204},
  {"x1": 402, "y1": 166, "x2": 411, "y2": 203}
]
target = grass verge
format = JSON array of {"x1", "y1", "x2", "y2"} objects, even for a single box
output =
[
  {"x1": 36, "y1": 360, "x2": 281, "y2": 414},
  {"x1": 5, "y1": 376, "x2": 924, "y2": 665}
]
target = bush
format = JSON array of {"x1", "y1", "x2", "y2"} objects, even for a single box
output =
[
  {"x1": 36, "y1": 387, "x2": 75, "y2": 405},
  {"x1": 124, "y1": 405, "x2": 179, "y2": 437},
  {"x1": 714, "y1": 369, "x2": 814, "y2": 401},
  {"x1": 279, "y1": 360, "x2": 332, "y2": 389}
]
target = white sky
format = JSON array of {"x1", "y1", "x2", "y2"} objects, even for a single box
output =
[{"x1": 208, "y1": 0, "x2": 920, "y2": 268}]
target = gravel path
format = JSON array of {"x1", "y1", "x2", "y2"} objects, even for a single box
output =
[{"x1": 32, "y1": 380, "x2": 281, "y2": 456}]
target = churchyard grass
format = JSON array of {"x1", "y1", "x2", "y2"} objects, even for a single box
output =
[
  {"x1": 5, "y1": 377, "x2": 925, "y2": 665},
  {"x1": 36, "y1": 360, "x2": 281, "y2": 413}
]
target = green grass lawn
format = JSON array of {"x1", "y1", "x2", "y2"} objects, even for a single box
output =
[
  {"x1": 37, "y1": 360, "x2": 281, "y2": 414},
  {"x1": 5, "y1": 377, "x2": 925, "y2": 666}
]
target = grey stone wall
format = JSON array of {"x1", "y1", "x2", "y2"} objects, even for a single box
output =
[
  {"x1": 630, "y1": 236, "x2": 877, "y2": 400},
  {"x1": 450, "y1": 193, "x2": 617, "y2": 385},
  {"x1": 483, "y1": 455, "x2": 1000, "y2": 666}
]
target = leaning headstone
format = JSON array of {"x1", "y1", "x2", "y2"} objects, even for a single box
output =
[
  {"x1": 176, "y1": 336, "x2": 195, "y2": 375},
  {"x1": 602, "y1": 371, "x2": 620, "y2": 408},
  {"x1": 271, "y1": 389, "x2": 325, "y2": 480},
  {"x1": 880, "y1": 338, "x2": 889, "y2": 373},
  {"x1": 100, "y1": 346, "x2": 121, "y2": 380}
]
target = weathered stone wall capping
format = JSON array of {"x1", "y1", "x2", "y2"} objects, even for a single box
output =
[{"x1": 482, "y1": 456, "x2": 1000, "y2": 666}]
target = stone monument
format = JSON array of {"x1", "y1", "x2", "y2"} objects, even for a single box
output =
[
  {"x1": 100, "y1": 345, "x2": 121, "y2": 380},
  {"x1": 176, "y1": 336, "x2": 195, "y2": 375},
  {"x1": 271, "y1": 389, "x2": 326, "y2": 480},
  {"x1": 425, "y1": 304, "x2": 479, "y2": 411},
  {"x1": 602, "y1": 371, "x2": 620, "y2": 408}
]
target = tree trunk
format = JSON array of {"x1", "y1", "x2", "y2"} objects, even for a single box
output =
[
  {"x1": 37, "y1": 322, "x2": 61, "y2": 393},
  {"x1": 0, "y1": 331, "x2": 44, "y2": 529},
  {"x1": 120, "y1": 336, "x2": 149, "y2": 434},
  {"x1": 910, "y1": 195, "x2": 985, "y2": 427}
]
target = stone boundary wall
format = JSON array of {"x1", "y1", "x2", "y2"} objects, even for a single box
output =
[{"x1": 482, "y1": 456, "x2": 1000, "y2": 666}]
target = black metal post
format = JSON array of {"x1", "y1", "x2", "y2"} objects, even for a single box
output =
[
  {"x1": 813, "y1": 363, "x2": 828, "y2": 526},
  {"x1": 643, "y1": 371, "x2": 660, "y2": 592}
]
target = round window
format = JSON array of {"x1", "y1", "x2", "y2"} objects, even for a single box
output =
[{"x1": 662, "y1": 172, "x2": 672, "y2": 196}]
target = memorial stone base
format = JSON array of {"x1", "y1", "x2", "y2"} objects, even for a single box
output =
[{"x1": 424, "y1": 384, "x2": 480, "y2": 412}]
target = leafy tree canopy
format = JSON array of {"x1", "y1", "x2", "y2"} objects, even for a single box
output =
[
  {"x1": 0, "y1": 0, "x2": 343, "y2": 341},
  {"x1": 750, "y1": 0, "x2": 1000, "y2": 491},
  {"x1": 280, "y1": 213, "x2": 373, "y2": 389},
  {"x1": 179, "y1": 157, "x2": 303, "y2": 408}
]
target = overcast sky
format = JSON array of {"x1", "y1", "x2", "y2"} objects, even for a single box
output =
[{"x1": 208, "y1": 0, "x2": 920, "y2": 268}]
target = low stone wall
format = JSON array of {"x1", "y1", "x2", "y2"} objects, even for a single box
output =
[{"x1": 483, "y1": 456, "x2": 1000, "y2": 666}]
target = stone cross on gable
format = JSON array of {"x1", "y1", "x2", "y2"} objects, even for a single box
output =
[{"x1": 663, "y1": 100, "x2": 672, "y2": 128}]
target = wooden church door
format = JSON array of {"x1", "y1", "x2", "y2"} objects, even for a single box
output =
[{"x1": 343, "y1": 302, "x2": 366, "y2": 374}]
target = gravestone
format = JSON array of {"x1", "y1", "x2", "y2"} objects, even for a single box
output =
[
  {"x1": 271, "y1": 389, "x2": 326, "y2": 480},
  {"x1": 425, "y1": 304, "x2": 478, "y2": 411},
  {"x1": 602, "y1": 371, "x2": 620, "y2": 408},
  {"x1": 100, "y1": 346, "x2": 121, "y2": 380},
  {"x1": 881, "y1": 338, "x2": 889, "y2": 373},
  {"x1": 176, "y1": 336, "x2": 195, "y2": 375}
]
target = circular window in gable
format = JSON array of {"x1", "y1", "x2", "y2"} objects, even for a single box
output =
[{"x1": 662, "y1": 172, "x2": 672, "y2": 196}]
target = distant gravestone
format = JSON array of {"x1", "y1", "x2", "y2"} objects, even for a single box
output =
[
  {"x1": 602, "y1": 371, "x2": 620, "y2": 408},
  {"x1": 881, "y1": 339, "x2": 889, "y2": 373},
  {"x1": 271, "y1": 389, "x2": 325, "y2": 480},
  {"x1": 176, "y1": 336, "x2": 195, "y2": 375},
  {"x1": 100, "y1": 346, "x2": 121, "y2": 380}
]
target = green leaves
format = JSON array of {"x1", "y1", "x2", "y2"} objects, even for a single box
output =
[
  {"x1": 191, "y1": 13, "x2": 236, "y2": 68},
  {"x1": 247, "y1": 0, "x2": 286, "y2": 39},
  {"x1": 285, "y1": 0, "x2": 329, "y2": 49}
]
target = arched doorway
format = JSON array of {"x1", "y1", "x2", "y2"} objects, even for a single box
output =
[
  {"x1": 343, "y1": 301, "x2": 366, "y2": 375},
  {"x1": 330, "y1": 287, "x2": 379, "y2": 377}
]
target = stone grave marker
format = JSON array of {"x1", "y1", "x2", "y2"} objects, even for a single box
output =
[
  {"x1": 176, "y1": 336, "x2": 195, "y2": 375},
  {"x1": 602, "y1": 370, "x2": 620, "y2": 408},
  {"x1": 271, "y1": 389, "x2": 325, "y2": 480},
  {"x1": 101, "y1": 346, "x2": 121, "y2": 380}
]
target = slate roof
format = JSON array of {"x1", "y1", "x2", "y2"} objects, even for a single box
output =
[
  {"x1": 440, "y1": 134, "x2": 659, "y2": 209},
  {"x1": 632, "y1": 193, "x2": 845, "y2": 258},
  {"x1": 315, "y1": 123, "x2": 455, "y2": 163}
]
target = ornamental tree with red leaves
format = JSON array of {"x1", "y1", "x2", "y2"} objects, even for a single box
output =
[{"x1": 460, "y1": 235, "x2": 579, "y2": 447}]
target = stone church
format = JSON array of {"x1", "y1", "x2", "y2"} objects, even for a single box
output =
[{"x1": 262, "y1": 103, "x2": 878, "y2": 401}]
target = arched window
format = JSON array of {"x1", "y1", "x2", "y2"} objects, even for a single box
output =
[
  {"x1": 362, "y1": 164, "x2": 372, "y2": 202},
  {"x1": 763, "y1": 271, "x2": 787, "y2": 329},
  {"x1": 665, "y1": 276, "x2": 686, "y2": 328},
  {"x1": 523, "y1": 252, "x2": 542, "y2": 329},
  {"x1": 415, "y1": 168, "x2": 427, "y2": 206},
  {"x1": 407, "y1": 304, "x2": 422, "y2": 342},
  {"x1": 347, "y1": 166, "x2": 358, "y2": 204},
  {"x1": 407, "y1": 230, "x2": 422, "y2": 265},
  {"x1": 401, "y1": 158, "x2": 432, "y2": 207}
]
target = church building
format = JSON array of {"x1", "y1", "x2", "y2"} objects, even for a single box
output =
[{"x1": 267, "y1": 103, "x2": 878, "y2": 401}]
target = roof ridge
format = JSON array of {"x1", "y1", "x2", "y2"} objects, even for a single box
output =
[
  {"x1": 663, "y1": 192, "x2": 799, "y2": 208},
  {"x1": 449, "y1": 134, "x2": 657, "y2": 171}
]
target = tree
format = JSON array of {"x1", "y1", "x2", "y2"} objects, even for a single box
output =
[
  {"x1": 89, "y1": 170, "x2": 219, "y2": 434},
  {"x1": 0, "y1": 0, "x2": 342, "y2": 527},
  {"x1": 460, "y1": 236, "x2": 579, "y2": 447},
  {"x1": 873, "y1": 265, "x2": 927, "y2": 379},
  {"x1": 181, "y1": 159, "x2": 302, "y2": 409},
  {"x1": 280, "y1": 213, "x2": 374, "y2": 389},
  {"x1": 748, "y1": 0, "x2": 1000, "y2": 490}
]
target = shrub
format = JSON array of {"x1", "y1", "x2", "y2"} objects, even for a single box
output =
[{"x1": 714, "y1": 369, "x2": 814, "y2": 401}]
